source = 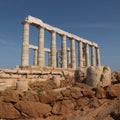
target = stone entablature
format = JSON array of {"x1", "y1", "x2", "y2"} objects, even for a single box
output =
[{"x1": 21, "y1": 15, "x2": 101, "y2": 69}]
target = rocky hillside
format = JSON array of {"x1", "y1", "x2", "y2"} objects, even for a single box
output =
[{"x1": 0, "y1": 71, "x2": 120, "y2": 120}]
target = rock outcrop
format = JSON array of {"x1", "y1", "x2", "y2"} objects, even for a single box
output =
[{"x1": 1, "y1": 81, "x2": 120, "y2": 120}]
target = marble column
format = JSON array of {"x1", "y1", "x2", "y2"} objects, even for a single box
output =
[
  {"x1": 21, "y1": 21, "x2": 30, "y2": 66},
  {"x1": 96, "y1": 47, "x2": 101, "y2": 66},
  {"x1": 82, "y1": 44, "x2": 86, "y2": 66},
  {"x1": 67, "y1": 48, "x2": 71, "y2": 68},
  {"x1": 34, "y1": 49, "x2": 37, "y2": 66},
  {"x1": 48, "y1": 52, "x2": 51, "y2": 67},
  {"x1": 38, "y1": 27, "x2": 44, "y2": 67},
  {"x1": 78, "y1": 41, "x2": 83, "y2": 67},
  {"x1": 70, "y1": 39, "x2": 76, "y2": 69},
  {"x1": 51, "y1": 31, "x2": 56, "y2": 67},
  {"x1": 62, "y1": 35, "x2": 67, "y2": 68},
  {"x1": 86, "y1": 43, "x2": 90, "y2": 67},
  {"x1": 91, "y1": 45, "x2": 95, "y2": 66}
]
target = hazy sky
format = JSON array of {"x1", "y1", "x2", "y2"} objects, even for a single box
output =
[{"x1": 0, "y1": 0, "x2": 120, "y2": 71}]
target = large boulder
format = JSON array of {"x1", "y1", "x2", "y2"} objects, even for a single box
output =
[
  {"x1": 3, "y1": 89, "x2": 19, "y2": 103},
  {"x1": 100, "y1": 66, "x2": 111, "y2": 87},
  {"x1": 0, "y1": 102, "x2": 20, "y2": 119},
  {"x1": 39, "y1": 90, "x2": 63, "y2": 103},
  {"x1": 15, "y1": 101, "x2": 52, "y2": 118},
  {"x1": 86, "y1": 66, "x2": 103, "y2": 88},
  {"x1": 86, "y1": 66, "x2": 111, "y2": 88},
  {"x1": 70, "y1": 87, "x2": 83, "y2": 99},
  {"x1": 106, "y1": 84, "x2": 120, "y2": 98},
  {"x1": 52, "y1": 100, "x2": 74, "y2": 115}
]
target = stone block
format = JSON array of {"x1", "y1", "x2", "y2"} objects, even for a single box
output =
[
  {"x1": 53, "y1": 76, "x2": 61, "y2": 88},
  {"x1": 3, "y1": 69, "x2": 17, "y2": 74},
  {"x1": 17, "y1": 70, "x2": 30, "y2": 74},
  {"x1": 16, "y1": 80, "x2": 28, "y2": 92},
  {"x1": 31, "y1": 70, "x2": 42, "y2": 74}
]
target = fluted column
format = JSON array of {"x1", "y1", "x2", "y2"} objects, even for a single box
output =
[
  {"x1": 96, "y1": 47, "x2": 101, "y2": 66},
  {"x1": 38, "y1": 27, "x2": 44, "y2": 67},
  {"x1": 21, "y1": 21, "x2": 30, "y2": 66},
  {"x1": 34, "y1": 49, "x2": 37, "y2": 66},
  {"x1": 91, "y1": 45, "x2": 95, "y2": 66},
  {"x1": 71, "y1": 39, "x2": 76, "y2": 69},
  {"x1": 67, "y1": 48, "x2": 71, "y2": 68},
  {"x1": 78, "y1": 41, "x2": 83, "y2": 67},
  {"x1": 51, "y1": 31, "x2": 56, "y2": 67},
  {"x1": 86, "y1": 43, "x2": 90, "y2": 67},
  {"x1": 48, "y1": 52, "x2": 51, "y2": 67},
  {"x1": 62, "y1": 35, "x2": 67, "y2": 68}
]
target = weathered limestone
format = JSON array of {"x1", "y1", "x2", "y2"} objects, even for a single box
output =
[
  {"x1": 86, "y1": 66, "x2": 103, "y2": 88},
  {"x1": 16, "y1": 80, "x2": 28, "y2": 92},
  {"x1": 21, "y1": 21, "x2": 30, "y2": 66},
  {"x1": 21, "y1": 16, "x2": 101, "y2": 69},
  {"x1": 86, "y1": 66, "x2": 111, "y2": 88},
  {"x1": 38, "y1": 27, "x2": 45, "y2": 67},
  {"x1": 51, "y1": 31, "x2": 56, "y2": 67}
]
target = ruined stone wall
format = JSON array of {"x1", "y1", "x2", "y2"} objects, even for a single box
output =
[{"x1": 0, "y1": 66, "x2": 85, "y2": 91}]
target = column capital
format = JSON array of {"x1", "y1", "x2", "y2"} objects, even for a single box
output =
[
  {"x1": 22, "y1": 20, "x2": 30, "y2": 25},
  {"x1": 51, "y1": 29, "x2": 56, "y2": 33},
  {"x1": 37, "y1": 25, "x2": 45, "y2": 29}
]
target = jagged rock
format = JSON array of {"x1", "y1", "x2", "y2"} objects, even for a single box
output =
[
  {"x1": 52, "y1": 100, "x2": 74, "y2": 115},
  {"x1": 39, "y1": 90, "x2": 63, "y2": 103},
  {"x1": 106, "y1": 84, "x2": 120, "y2": 98},
  {"x1": 0, "y1": 102, "x2": 20, "y2": 119},
  {"x1": 95, "y1": 87, "x2": 106, "y2": 99},
  {"x1": 21, "y1": 91, "x2": 39, "y2": 102},
  {"x1": 76, "y1": 97, "x2": 89, "y2": 108},
  {"x1": 74, "y1": 68, "x2": 87, "y2": 83},
  {"x1": 111, "y1": 71, "x2": 120, "y2": 84},
  {"x1": 15, "y1": 101, "x2": 52, "y2": 118},
  {"x1": 3, "y1": 89, "x2": 19, "y2": 103},
  {"x1": 82, "y1": 89, "x2": 95, "y2": 98},
  {"x1": 61, "y1": 89, "x2": 71, "y2": 98},
  {"x1": 100, "y1": 66, "x2": 111, "y2": 87},
  {"x1": 70, "y1": 87, "x2": 83, "y2": 99}
]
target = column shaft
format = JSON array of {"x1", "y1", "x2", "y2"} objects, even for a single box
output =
[
  {"x1": 38, "y1": 27, "x2": 44, "y2": 67},
  {"x1": 67, "y1": 48, "x2": 71, "y2": 68},
  {"x1": 78, "y1": 41, "x2": 83, "y2": 67},
  {"x1": 96, "y1": 47, "x2": 101, "y2": 66},
  {"x1": 21, "y1": 22, "x2": 29, "y2": 66},
  {"x1": 51, "y1": 31, "x2": 56, "y2": 67},
  {"x1": 48, "y1": 52, "x2": 51, "y2": 67},
  {"x1": 86, "y1": 43, "x2": 90, "y2": 67},
  {"x1": 91, "y1": 45, "x2": 95, "y2": 66},
  {"x1": 71, "y1": 39, "x2": 76, "y2": 69},
  {"x1": 34, "y1": 49, "x2": 38, "y2": 66},
  {"x1": 62, "y1": 35, "x2": 67, "y2": 68}
]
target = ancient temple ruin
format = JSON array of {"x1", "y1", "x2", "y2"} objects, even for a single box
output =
[{"x1": 21, "y1": 15, "x2": 101, "y2": 69}]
